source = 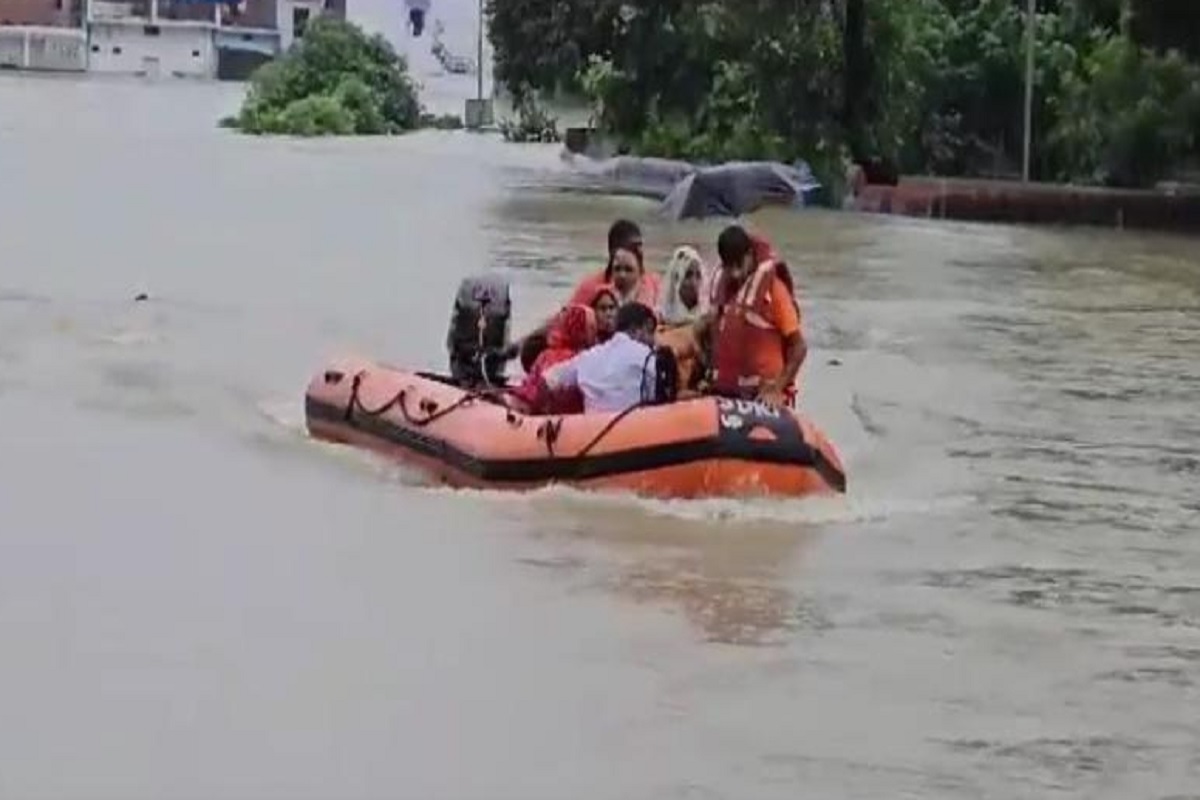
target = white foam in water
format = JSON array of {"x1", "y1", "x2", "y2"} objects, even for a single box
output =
[
  {"x1": 409, "y1": 476, "x2": 976, "y2": 528},
  {"x1": 256, "y1": 396, "x2": 307, "y2": 432},
  {"x1": 261, "y1": 393, "x2": 973, "y2": 527}
]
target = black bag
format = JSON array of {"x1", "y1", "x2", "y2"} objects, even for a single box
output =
[{"x1": 652, "y1": 345, "x2": 680, "y2": 405}]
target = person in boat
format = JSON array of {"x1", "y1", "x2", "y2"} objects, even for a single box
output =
[
  {"x1": 518, "y1": 282, "x2": 619, "y2": 372},
  {"x1": 587, "y1": 283, "x2": 619, "y2": 342},
  {"x1": 509, "y1": 304, "x2": 597, "y2": 414},
  {"x1": 694, "y1": 225, "x2": 807, "y2": 409},
  {"x1": 512, "y1": 219, "x2": 658, "y2": 368},
  {"x1": 651, "y1": 246, "x2": 710, "y2": 395},
  {"x1": 657, "y1": 245, "x2": 708, "y2": 326},
  {"x1": 537, "y1": 301, "x2": 662, "y2": 414},
  {"x1": 567, "y1": 221, "x2": 662, "y2": 309}
]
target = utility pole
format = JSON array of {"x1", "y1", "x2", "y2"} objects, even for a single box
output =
[
  {"x1": 1022, "y1": 0, "x2": 1035, "y2": 182},
  {"x1": 464, "y1": 0, "x2": 492, "y2": 128},
  {"x1": 476, "y1": 0, "x2": 484, "y2": 101}
]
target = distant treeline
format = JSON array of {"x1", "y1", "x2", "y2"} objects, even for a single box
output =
[{"x1": 486, "y1": 0, "x2": 1200, "y2": 190}]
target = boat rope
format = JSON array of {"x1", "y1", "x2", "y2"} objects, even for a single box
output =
[
  {"x1": 568, "y1": 402, "x2": 645, "y2": 463},
  {"x1": 342, "y1": 344, "x2": 668, "y2": 467},
  {"x1": 344, "y1": 371, "x2": 518, "y2": 429},
  {"x1": 537, "y1": 348, "x2": 661, "y2": 463}
]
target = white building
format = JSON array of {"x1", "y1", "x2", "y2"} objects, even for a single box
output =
[{"x1": 1, "y1": 0, "x2": 416, "y2": 79}]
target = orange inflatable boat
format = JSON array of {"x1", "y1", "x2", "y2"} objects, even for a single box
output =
[{"x1": 305, "y1": 356, "x2": 847, "y2": 499}]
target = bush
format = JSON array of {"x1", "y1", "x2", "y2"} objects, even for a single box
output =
[
  {"x1": 1046, "y1": 37, "x2": 1200, "y2": 187},
  {"x1": 225, "y1": 16, "x2": 425, "y2": 136},
  {"x1": 498, "y1": 91, "x2": 561, "y2": 142}
]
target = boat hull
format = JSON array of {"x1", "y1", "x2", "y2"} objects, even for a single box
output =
[{"x1": 305, "y1": 356, "x2": 847, "y2": 500}]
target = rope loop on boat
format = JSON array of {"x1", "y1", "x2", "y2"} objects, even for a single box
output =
[
  {"x1": 568, "y1": 402, "x2": 646, "y2": 464},
  {"x1": 342, "y1": 370, "x2": 652, "y2": 465},
  {"x1": 345, "y1": 371, "x2": 513, "y2": 429}
]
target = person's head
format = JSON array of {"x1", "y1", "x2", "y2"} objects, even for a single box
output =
[
  {"x1": 607, "y1": 218, "x2": 643, "y2": 263},
  {"x1": 549, "y1": 304, "x2": 597, "y2": 351},
  {"x1": 667, "y1": 246, "x2": 704, "y2": 310},
  {"x1": 615, "y1": 301, "x2": 658, "y2": 347},
  {"x1": 716, "y1": 224, "x2": 756, "y2": 285},
  {"x1": 588, "y1": 285, "x2": 619, "y2": 339},
  {"x1": 607, "y1": 246, "x2": 641, "y2": 295}
]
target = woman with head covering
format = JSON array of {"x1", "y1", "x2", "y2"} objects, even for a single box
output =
[
  {"x1": 510, "y1": 303, "x2": 597, "y2": 414},
  {"x1": 657, "y1": 245, "x2": 708, "y2": 326},
  {"x1": 584, "y1": 283, "x2": 619, "y2": 342}
]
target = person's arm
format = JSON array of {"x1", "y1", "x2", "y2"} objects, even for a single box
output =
[
  {"x1": 690, "y1": 308, "x2": 716, "y2": 341},
  {"x1": 759, "y1": 279, "x2": 806, "y2": 402},
  {"x1": 541, "y1": 352, "x2": 581, "y2": 392},
  {"x1": 511, "y1": 273, "x2": 600, "y2": 363},
  {"x1": 771, "y1": 331, "x2": 806, "y2": 391}
]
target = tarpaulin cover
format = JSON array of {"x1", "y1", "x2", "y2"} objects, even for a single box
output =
[
  {"x1": 558, "y1": 153, "x2": 823, "y2": 220},
  {"x1": 660, "y1": 161, "x2": 822, "y2": 220}
]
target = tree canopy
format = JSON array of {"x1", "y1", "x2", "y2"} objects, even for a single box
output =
[
  {"x1": 224, "y1": 17, "x2": 428, "y2": 136},
  {"x1": 487, "y1": 0, "x2": 1200, "y2": 189}
]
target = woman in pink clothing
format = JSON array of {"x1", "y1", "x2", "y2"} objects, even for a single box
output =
[
  {"x1": 515, "y1": 219, "x2": 659, "y2": 372},
  {"x1": 567, "y1": 219, "x2": 661, "y2": 309}
]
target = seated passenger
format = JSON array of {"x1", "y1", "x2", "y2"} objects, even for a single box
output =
[
  {"x1": 510, "y1": 304, "x2": 596, "y2": 414},
  {"x1": 538, "y1": 302, "x2": 660, "y2": 414},
  {"x1": 585, "y1": 283, "x2": 619, "y2": 342},
  {"x1": 655, "y1": 322, "x2": 707, "y2": 396},
  {"x1": 512, "y1": 220, "x2": 656, "y2": 364},
  {"x1": 657, "y1": 245, "x2": 708, "y2": 326},
  {"x1": 567, "y1": 223, "x2": 661, "y2": 308},
  {"x1": 518, "y1": 283, "x2": 619, "y2": 375}
]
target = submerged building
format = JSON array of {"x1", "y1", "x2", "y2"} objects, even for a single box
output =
[
  {"x1": 0, "y1": 0, "x2": 361, "y2": 79},
  {"x1": 0, "y1": 0, "x2": 88, "y2": 71}
]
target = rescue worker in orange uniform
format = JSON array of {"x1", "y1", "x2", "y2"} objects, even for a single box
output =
[{"x1": 695, "y1": 225, "x2": 807, "y2": 408}]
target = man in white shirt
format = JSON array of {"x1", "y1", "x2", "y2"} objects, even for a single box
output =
[{"x1": 540, "y1": 302, "x2": 660, "y2": 413}]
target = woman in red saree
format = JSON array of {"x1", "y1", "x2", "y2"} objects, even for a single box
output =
[{"x1": 510, "y1": 303, "x2": 598, "y2": 414}]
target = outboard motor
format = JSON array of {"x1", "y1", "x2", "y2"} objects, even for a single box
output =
[{"x1": 446, "y1": 275, "x2": 512, "y2": 388}]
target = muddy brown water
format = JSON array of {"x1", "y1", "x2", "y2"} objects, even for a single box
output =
[{"x1": 1, "y1": 73, "x2": 1198, "y2": 799}]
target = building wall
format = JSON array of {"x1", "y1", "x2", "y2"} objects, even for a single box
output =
[
  {"x1": 226, "y1": 0, "x2": 278, "y2": 30},
  {"x1": 0, "y1": 25, "x2": 87, "y2": 69},
  {"x1": 135, "y1": 0, "x2": 279, "y2": 29},
  {"x1": 156, "y1": 0, "x2": 218, "y2": 24},
  {"x1": 0, "y1": 0, "x2": 79, "y2": 27},
  {"x1": 87, "y1": 22, "x2": 215, "y2": 77},
  {"x1": 276, "y1": 0, "x2": 321, "y2": 50}
]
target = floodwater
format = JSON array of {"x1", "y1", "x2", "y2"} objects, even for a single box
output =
[{"x1": 2, "y1": 72, "x2": 1199, "y2": 800}]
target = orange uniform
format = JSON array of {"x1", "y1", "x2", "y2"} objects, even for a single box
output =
[{"x1": 710, "y1": 251, "x2": 803, "y2": 403}]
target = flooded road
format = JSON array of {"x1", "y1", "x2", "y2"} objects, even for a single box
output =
[{"x1": 2, "y1": 74, "x2": 1199, "y2": 799}]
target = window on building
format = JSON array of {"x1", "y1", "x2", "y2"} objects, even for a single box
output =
[{"x1": 293, "y1": 7, "x2": 311, "y2": 38}]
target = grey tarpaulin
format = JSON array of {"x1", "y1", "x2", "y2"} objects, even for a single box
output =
[
  {"x1": 659, "y1": 161, "x2": 822, "y2": 220},
  {"x1": 558, "y1": 154, "x2": 697, "y2": 200},
  {"x1": 556, "y1": 153, "x2": 823, "y2": 220}
]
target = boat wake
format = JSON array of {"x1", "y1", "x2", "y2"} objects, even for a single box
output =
[{"x1": 257, "y1": 390, "x2": 967, "y2": 528}]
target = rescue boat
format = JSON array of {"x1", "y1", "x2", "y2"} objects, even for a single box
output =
[{"x1": 304, "y1": 356, "x2": 847, "y2": 499}]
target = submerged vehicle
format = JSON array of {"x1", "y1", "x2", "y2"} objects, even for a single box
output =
[{"x1": 305, "y1": 277, "x2": 846, "y2": 499}]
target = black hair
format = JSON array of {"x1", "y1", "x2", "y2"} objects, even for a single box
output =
[
  {"x1": 607, "y1": 219, "x2": 642, "y2": 254},
  {"x1": 717, "y1": 225, "x2": 753, "y2": 266},
  {"x1": 615, "y1": 301, "x2": 657, "y2": 334},
  {"x1": 605, "y1": 219, "x2": 644, "y2": 280}
]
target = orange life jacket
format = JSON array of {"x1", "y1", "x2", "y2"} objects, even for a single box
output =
[{"x1": 711, "y1": 259, "x2": 798, "y2": 400}]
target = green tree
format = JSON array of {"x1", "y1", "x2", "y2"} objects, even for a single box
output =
[
  {"x1": 227, "y1": 17, "x2": 422, "y2": 136},
  {"x1": 486, "y1": 0, "x2": 1200, "y2": 188}
]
